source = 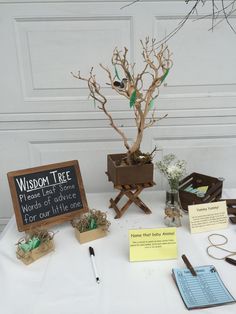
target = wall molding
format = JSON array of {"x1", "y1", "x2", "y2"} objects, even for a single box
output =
[{"x1": 13, "y1": 15, "x2": 133, "y2": 101}]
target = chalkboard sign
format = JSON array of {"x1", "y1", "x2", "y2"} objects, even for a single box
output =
[{"x1": 7, "y1": 160, "x2": 88, "y2": 231}]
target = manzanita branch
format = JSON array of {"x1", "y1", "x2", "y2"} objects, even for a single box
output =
[{"x1": 72, "y1": 38, "x2": 172, "y2": 164}]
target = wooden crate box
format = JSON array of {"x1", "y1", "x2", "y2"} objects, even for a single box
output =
[
  {"x1": 179, "y1": 172, "x2": 223, "y2": 212},
  {"x1": 75, "y1": 227, "x2": 107, "y2": 244},
  {"x1": 16, "y1": 239, "x2": 54, "y2": 265},
  {"x1": 107, "y1": 153, "x2": 153, "y2": 186}
]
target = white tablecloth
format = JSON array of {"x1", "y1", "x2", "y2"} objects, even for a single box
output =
[{"x1": 0, "y1": 190, "x2": 236, "y2": 314}]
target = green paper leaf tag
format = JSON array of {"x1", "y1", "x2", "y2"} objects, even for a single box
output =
[
  {"x1": 130, "y1": 90, "x2": 137, "y2": 108},
  {"x1": 19, "y1": 237, "x2": 41, "y2": 252},
  {"x1": 149, "y1": 99, "x2": 155, "y2": 110},
  {"x1": 19, "y1": 243, "x2": 31, "y2": 252},
  {"x1": 114, "y1": 66, "x2": 121, "y2": 81},
  {"x1": 89, "y1": 218, "x2": 97, "y2": 230},
  {"x1": 161, "y1": 68, "x2": 170, "y2": 83},
  {"x1": 31, "y1": 237, "x2": 41, "y2": 250}
]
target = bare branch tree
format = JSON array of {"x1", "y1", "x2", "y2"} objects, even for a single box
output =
[
  {"x1": 71, "y1": 70, "x2": 130, "y2": 152},
  {"x1": 72, "y1": 38, "x2": 172, "y2": 165}
]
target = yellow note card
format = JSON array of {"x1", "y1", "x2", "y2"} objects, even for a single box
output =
[
  {"x1": 129, "y1": 228, "x2": 177, "y2": 262},
  {"x1": 188, "y1": 201, "x2": 228, "y2": 234},
  {"x1": 197, "y1": 186, "x2": 208, "y2": 193}
]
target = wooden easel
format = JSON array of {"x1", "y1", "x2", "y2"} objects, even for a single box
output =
[{"x1": 109, "y1": 182, "x2": 155, "y2": 218}]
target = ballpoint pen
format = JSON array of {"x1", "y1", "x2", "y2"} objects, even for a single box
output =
[{"x1": 89, "y1": 246, "x2": 100, "y2": 284}]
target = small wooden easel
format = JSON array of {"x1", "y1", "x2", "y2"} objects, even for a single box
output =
[{"x1": 109, "y1": 182, "x2": 155, "y2": 218}]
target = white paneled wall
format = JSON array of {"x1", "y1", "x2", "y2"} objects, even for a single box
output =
[{"x1": 0, "y1": 1, "x2": 236, "y2": 229}]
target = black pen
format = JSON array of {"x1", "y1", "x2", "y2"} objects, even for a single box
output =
[
  {"x1": 182, "y1": 254, "x2": 197, "y2": 276},
  {"x1": 89, "y1": 247, "x2": 100, "y2": 284}
]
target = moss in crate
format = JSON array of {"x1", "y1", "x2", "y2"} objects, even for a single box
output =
[
  {"x1": 72, "y1": 209, "x2": 110, "y2": 233},
  {"x1": 16, "y1": 229, "x2": 55, "y2": 265}
]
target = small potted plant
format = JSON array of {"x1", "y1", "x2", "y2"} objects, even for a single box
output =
[
  {"x1": 16, "y1": 229, "x2": 54, "y2": 265},
  {"x1": 156, "y1": 154, "x2": 186, "y2": 227},
  {"x1": 72, "y1": 209, "x2": 110, "y2": 244},
  {"x1": 156, "y1": 154, "x2": 187, "y2": 192},
  {"x1": 72, "y1": 38, "x2": 172, "y2": 186}
]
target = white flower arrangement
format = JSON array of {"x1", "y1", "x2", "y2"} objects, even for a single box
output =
[{"x1": 156, "y1": 154, "x2": 186, "y2": 191}]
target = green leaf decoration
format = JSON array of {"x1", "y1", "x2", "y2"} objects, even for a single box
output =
[
  {"x1": 126, "y1": 71, "x2": 132, "y2": 81},
  {"x1": 89, "y1": 218, "x2": 97, "y2": 230},
  {"x1": 149, "y1": 99, "x2": 155, "y2": 110},
  {"x1": 32, "y1": 238, "x2": 41, "y2": 249},
  {"x1": 161, "y1": 68, "x2": 170, "y2": 83},
  {"x1": 114, "y1": 65, "x2": 121, "y2": 81},
  {"x1": 19, "y1": 243, "x2": 31, "y2": 252},
  {"x1": 19, "y1": 237, "x2": 41, "y2": 252},
  {"x1": 31, "y1": 237, "x2": 41, "y2": 250},
  {"x1": 130, "y1": 90, "x2": 137, "y2": 108}
]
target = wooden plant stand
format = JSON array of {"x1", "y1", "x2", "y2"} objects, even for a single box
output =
[{"x1": 109, "y1": 182, "x2": 155, "y2": 219}]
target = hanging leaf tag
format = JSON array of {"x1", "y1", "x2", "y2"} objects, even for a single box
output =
[
  {"x1": 130, "y1": 90, "x2": 137, "y2": 108},
  {"x1": 149, "y1": 99, "x2": 155, "y2": 110},
  {"x1": 161, "y1": 68, "x2": 170, "y2": 83},
  {"x1": 114, "y1": 65, "x2": 121, "y2": 81}
]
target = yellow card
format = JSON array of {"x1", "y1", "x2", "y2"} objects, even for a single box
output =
[
  {"x1": 197, "y1": 186, "x2": 208, "y2": 193},
  {"x1": 188, "y1": 201, "x2": 228, "y2": 234},
  {"x1": 129, "y1": 228, "x2": 177, "y2": 262}
]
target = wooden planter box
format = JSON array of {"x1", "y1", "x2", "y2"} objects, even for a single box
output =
[
  {"x1": 107, "y1": 153, "x2": 154, "y2": 186},
  {"x1": 16, "y1": 239, "x2": 54, "y2": 265},
  {"x1": 179, "y1": 172, "x2": 223, "y2": 212},
  {"x1": 75, "y1": 227, "x2": 107, "y2": 244}
]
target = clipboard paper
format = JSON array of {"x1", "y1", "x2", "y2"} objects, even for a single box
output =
[{"x1": 172, "y1": 265, "x2": 235, "y2": 310}]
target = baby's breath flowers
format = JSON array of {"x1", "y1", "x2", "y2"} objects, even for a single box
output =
[{"x1": 156, "y1": 154, "x2": 186, "y2": 191}]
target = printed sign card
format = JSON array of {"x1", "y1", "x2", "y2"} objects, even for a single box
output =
[
  {"x1": 129, "y1": 227, "x2": 177, "y2": 262},
  {"x1": 188, "y1": 201, "x2": 228, "y2": 234}
]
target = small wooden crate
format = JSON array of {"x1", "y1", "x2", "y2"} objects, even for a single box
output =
[
  {"x1": 179, "y1": 172, "x2": 223, "y2": 211},
  {"x1": 107, "y1": 153, "x2": 153, "y2": 186},
  {"x1": 16, "y1": 239, "x2": 54, "y2": 265},
  {"x1": 75, "y1": 227, "x2": 107, "y2": 244}
]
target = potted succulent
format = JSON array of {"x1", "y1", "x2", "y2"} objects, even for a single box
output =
[{"x1": 72, "y1": 38, "x2": 172, "y2": 186}]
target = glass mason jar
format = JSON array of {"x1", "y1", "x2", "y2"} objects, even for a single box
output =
[{"x1": 164, "y1": 189, "x2": 182, "y2": 227}]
